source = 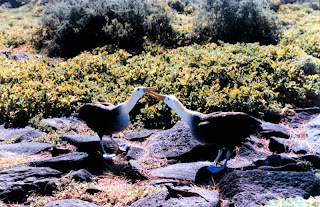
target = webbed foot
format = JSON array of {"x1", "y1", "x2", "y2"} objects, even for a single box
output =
[
  {"x1": 118, "y1": 144, "x2": 129, "y2": 152},
  {"x1": 102, "y1": 153, "x2": 117, "y2": 160}
]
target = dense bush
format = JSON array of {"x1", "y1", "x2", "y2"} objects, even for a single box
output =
[
  {"x1": 40, "y1": 0, "x2": 175, "y2": 58},
  {"x1": 265, "y1": 196, "x2": 320, "y2": 207},
  {"x1": 0, "y1": 42, "x2": 319, "y2": 128},
  {"x1": 194, "y1": 0, "x2": 282, "y2": 45}
]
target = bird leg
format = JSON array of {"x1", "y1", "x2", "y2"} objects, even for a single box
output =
[
  {"x1": 109, "y1": 135, "x2": 129, "y2": 152},
  {"x1": 206, "y1": 150, "x2": 231, "y2": 174},
  {"x1": 100, "y1": 139, "x2": 116, "y2": 160},
  {"x1": 212, "y1": 149, "x2": 223, "y2": 166}
]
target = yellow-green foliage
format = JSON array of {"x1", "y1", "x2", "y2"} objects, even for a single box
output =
[
  {"x1": 265, "y1": 196, "x2": 320, "y2": 207},
  {"x1": 1, "y1": 42, "x2": 319, "y2": 127},
  {"x1": 279, "y1": 4, "x2": 320, "y2": 58}
]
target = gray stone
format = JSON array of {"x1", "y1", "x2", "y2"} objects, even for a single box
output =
[
  {"x1": 125, "y1": 129, "x2": 159, "y2": 141},
  {"x1": 65, "y1": 169, "x2": 93, "y2": 182},
  {"x1": 149, "y1": 122, "x2": 201, "y2": 159},
  {"x1": 41, "y1": 116, "x2": 82, "y2": 130},
  {"x1": 0, "y1": 126, "x2": 41, "y2": 142},
  {"x1": 291, "y1": 140, "x2": 310, "y2": 154},
  {"x1": 219, "y1": 170, "x2": 320, "y2": 207},
  {"x1": 44, "y1": 199, "x2": 98, "y2": 207},
  {"x1": 306, "y1": 114, "x2": 320, "y2": 153},
  {"x1": 129, "y1": 188, "x2": 219, "y2": 207},
  {"x1": 27, "y1": 152, "x2": 101, "y2": 173},
  {"x1": 127, "y1": 146, "x2": 147, "y2": 160},
  {"x1": 237, "y1": 142, "x2": 269, "y2": 162},
  {"x1": 299, "y1": 154, "x2": 320, "y2": 169},
  {"x1": 0, "y1": 167, "x2": 61, "y2": 203},
  {"x1": 151, "y1": 162, "x2": 212, "y2": 181},
  {"x1": 268, "y1": 137, "x2": 288, "y2": 153},
  {"x1": 0, "y1": 142, "x2": 52, "y2": 155},
  {"x1": 260, "y1": 121, "x2": 290, "y2": 139},
  {"x1": 255, "y1": 154, "x2": 297, "y2": 167},
  {"x1": 289, "y1": 112, "x2": 311, "y2": 128},
  {"x1": 129, "y1": 160, "x2": 144, "y2": 170},
  {"x1": 60, "y1": 135, "x2": 125, "y2": 152}
]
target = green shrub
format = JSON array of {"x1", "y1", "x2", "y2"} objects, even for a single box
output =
[
  {"x1": 168, "y1": 0, "x2": 185, "y2": 13},
  {"x1": 40, "y1": 0, "x2": 174, "y2": 58},
  {"x1": 265, "y1": 196, "x2": 320, "y2": 207},
  {"x1": 194, "y1": 0, "x2": 282, "y2": 45}
]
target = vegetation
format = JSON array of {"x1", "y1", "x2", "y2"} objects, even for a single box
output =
[{"x1": 265, "y1": 196, "x2": 320, "y2": 207}]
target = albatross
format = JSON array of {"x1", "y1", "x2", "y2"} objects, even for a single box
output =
[
  {"x1": 148, "y1": 92, "x2": 262, "y2": 173},
  {"x1": 78, "y1": 87, "x2": 157, "y2": 159}
]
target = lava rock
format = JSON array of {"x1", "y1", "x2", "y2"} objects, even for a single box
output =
[
  {"x1": 0, "y1": 142, "x2": 52, "y2": 155},
  {"x1": 151, "y1": 162, "x2": 213, "y2": 181},
  {"x1": 0, "y1": 167, "x2": 61, "y2": 203},
  {"x1": 125, "y1": 129, "x2": 159, "y2": 141},
  {"x1": 219, "y1": 169, "x2": 320, "y2": 206},
  {"x1": 41, "y1": 116, "x2": 82, "y2": 130},
  {"x1": 0, "y1": 126, "x2": 41, "y2": 142},
  {"x1": 27, "y1": 152, "x2": 101, "y2": 173},
  {"x1": 306, "y1": 114, "x2": 320, "y2": 153},
  {"x1": 129, "y1": 188, "x2": 219, "y2": 207},
  {"x1": 259, "y1": 121, "x2": 290, "y2": 139},
  {"x1": 268, "y1": 137, "x2": 288, "y2": 153},
  {"x1": 44, "y1": 199, "x2": 98, "y2": 207},
  {"x1": 291, "y1": 140, "x2": 310, "y2": 154},
  {"x1": 127, "y1": 146, "x2": 147, "y2": 160},
  {"x1": 60, "y1": 135, "x2": 125, "y2": 152},
  {"x1": 299, "y1": 154, "x2": 320, "y2": 169},
  {"x1": 65, "y1": 169, "x2": 93, "y2": 182},
  {"x1": 149, "y1": 122, "x2": 201, "y2": 159},
  {"x1": 255, "y1": 154, "x2": 297, "y2": 167}
]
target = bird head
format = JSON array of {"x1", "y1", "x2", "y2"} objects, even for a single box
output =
[
  {"x1": 133, "y1": 86, "x2": 158, "y2": 98},
  {"x1": 148, "y1": 92, "x2": 185, "y2": 111}
]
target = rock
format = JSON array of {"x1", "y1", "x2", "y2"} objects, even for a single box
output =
[
  {"x1": 0, "y1": 167, "x2": 61, "y2": 203},
  {"x1": 151, "y1": 162, "x2": 213, "y2": 181},
  {"x1": 127, "y1": 146, "x2": 147, "y2": 160},
  {"x1": 299, "y1": 154, "x2": 320, "y2": 169},
  {"x1": 14, "y1": 53, "x2": 30, "y2": 61},
  {"x1": 237, "y1": 142, "x2": 269, "y2": 162},
  {"x1": 149, "y1": 122, "x2": 201, "y2": 159},
  {"x1": 306, "y1": 114, "x2": 320, "y2": 153},
  {"x1": 125, "y1": 129, "x2": 159, "y2": 141},
  {"x1": 129, "y1": 188, "x2": 219, "y2": 207},
  {"x1": 129, "y1": 160, "x2": 144, "y2": 170},
  {"x1": 27, "y1": 152, "x2": 102, "y2": 173},
  {"x1": 289, "y1": 112, "x2": 311, "y2": 128},
  {"x1": 0, "y1": 126, "x2": 41, "y2": 142},
  {"x1": 291, "y1": 140, "x2": 310, "y2": 154},
  {"x1": 255, "y1": 154, "x2": 297, "y2": 167},
  {"x1": 259, "y1": 121, "x2": 290, "y2": 139},
  {"x1": 0, "y1": 142, "x2": 52, "y2": 155},
  {"x1": 268, "y1": 137, "x2": 288, "y2": 153},
  {"x1": 65, "y1": 169, "x2": 93, "y2": 182},
  {"x1": 60, "y1": 135, "x2": 125, "y2": 152},
  {"x1": 44, "y1": 199, "x2": 98, "y2": 207},
  {"x1": 40, "y1": 116, "x2": 82, "y2": 130},
  {"x1": 219, "y1": 169, "x2": 320, "y2": 206},
  {"x1": 86, "y1": 188, "x2": 103, "y2": 195},
  {"x1": 258, "y1": 163, "x2": 309, "y2": 171},
  {"x1": 294, "y1": 107, "x2": 320, "y2": 114}
]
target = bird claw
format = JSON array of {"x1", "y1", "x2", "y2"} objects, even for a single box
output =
[
  {"x1": 118, "y1": 144, "x2": 129, "y2": 152},
  {"x1": 206, "y1": 165, "x2": 225, "y2": 174},
  {"x1": 102, "y1": 153, "x2": 117, "y2": 160}
]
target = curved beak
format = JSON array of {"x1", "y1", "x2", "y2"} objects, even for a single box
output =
[
  {"x1": 143, "y1": 86, "x2": 158, "y2": 93},
  {"x1": 148, "y1": 91, "x2": 166, "y2": 101}
]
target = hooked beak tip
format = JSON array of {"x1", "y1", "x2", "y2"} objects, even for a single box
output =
[{"x1": 147, "y1": 91, "x2": 166, "y2": 101}]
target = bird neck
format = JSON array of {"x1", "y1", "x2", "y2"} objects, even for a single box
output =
[
  {"x1": 167, "y1": 102, "x2": 195, "y2": 127},
  {"x1": 117, "y1": 92, "x2": 141, "y2": 114}
]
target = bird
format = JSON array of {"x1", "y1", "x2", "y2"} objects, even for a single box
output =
[
  {"x1": 148, "y1": 92, "x2": 262, "y2": 173},
  {"x1": 78, "y1": 86, "x2": 157, "y2": 159}
]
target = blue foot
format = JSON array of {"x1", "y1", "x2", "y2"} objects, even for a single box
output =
[
  {"x1": 102, "y1": 153, "x2": 117, "y2": 160},
  {"x1": 118, "y1": 144, "x2": 129, "y2": 152},
  {"x1": 206, "y1": 165, "x2": 226, "y2": 173}
]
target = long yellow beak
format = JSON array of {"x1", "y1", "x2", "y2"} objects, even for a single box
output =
[
  {"x1": 148, "y1": 91, "x2": 166, "y2": 101},
  {"x1": 143, "y1": 86, "x2": 158, "y2": 93}
]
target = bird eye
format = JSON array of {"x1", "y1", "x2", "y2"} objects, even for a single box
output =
[{"x1": 137, "y1": 88, "x2": 140, "y2": 91}]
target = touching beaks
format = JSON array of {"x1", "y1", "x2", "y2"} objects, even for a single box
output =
[
  {"x1": 143, "y1": 86, "x2": 158, "y2": 93},
  {"x1": 148, "y1": 91, "x2": 166, "y2": 101}
]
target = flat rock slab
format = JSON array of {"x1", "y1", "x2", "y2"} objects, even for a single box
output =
[
  {"x1": 127, "y1": 145, "x2": 147, "y2": 160},
  {"x1": 259, "y1": 121, "x2": 290, "y2": 139},
  {"x1": 151, "y1": 162, "x2": 213, "y2": 181},
  {"x1": 0, "y1": 167, "x2": 61, "y2": 203},
  {"x1": 44, "y1": 199, "x2": 98, "y2": 207},
  {"x1": 149, "y1": 122, "x2": 201, "y2": 159},
  {"x1": 60, "y1": 135, "x2": 124, "y2": 152},
  {"x1": 125, "y1": 129, "x2": 159, "y2": 141},
  {"x1": 0, "y1": 142, "x2": 52, "y2": 155},
  {"x1": 129, "y1": 189, "x2": 219, "y2": 207},
  {"x1": 219, "y1": 169, "x2": 320, "y2": 207},
  {"x1": 0, "y1": 126, "x2": 41, "y2": 142},
  {"x1": 41, "y1": 116, "x2": 82, "y2": 130},
  {"x1": 27, "y1": 152, "x2": 99, "y2": 173},
  {"x1": 306, "y1": 114, "x2": 320, "y2": 153}
]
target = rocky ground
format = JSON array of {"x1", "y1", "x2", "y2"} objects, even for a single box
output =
[{"x1": 1, "y1": 107, "x2": 320, "y2": 206}]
